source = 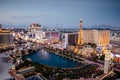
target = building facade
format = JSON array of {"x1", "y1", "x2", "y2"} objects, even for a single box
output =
[
  {"x1": 45, "y1": 31, "x2": 60, "y2": 43},
  {"x1": 28, "y1": 23, "x2": 45, "y2": 42},
  {"x1": 64, "y1": 29, "x2": 110, "y2": 48},
  {"x1": 64, "y1": 33, "x2": 78, "y2": 46},
  {"x1": 104, "y1": 50, "x2": 113, "y2": 74},
  {"x1": 45, "y1": 31, "x2": 59, "y2": 39},
  {"x1": 98, "y1": 30, "x2": 110, "y2": 46},
  {"x1": 0, "y1": 25, "x2": 13, "y2": 48},
  {"x1": 83, "y1": 29, "x2": 110, "y2": 46}
]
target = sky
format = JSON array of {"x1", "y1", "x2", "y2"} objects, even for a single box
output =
[{"x1": 0, "y1": 0, "x2": 120, "y2": 28}]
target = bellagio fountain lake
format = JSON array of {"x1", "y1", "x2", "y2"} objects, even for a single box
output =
[{"x1": 23, "y1": 49, "x2": 80, "y2": 68}]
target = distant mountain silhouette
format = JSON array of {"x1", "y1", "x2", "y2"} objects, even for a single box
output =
[
  {"x1": 2, "y1": 24, "x2": 28, "y2": 29},
  {"x1": 88, "y1": 25, "x2": 120, "y2": 30},
  {"x1": 1, "y1": 24, "x2": 120, "y2": 30}
]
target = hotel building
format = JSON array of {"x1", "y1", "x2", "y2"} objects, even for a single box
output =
[
  {"x1": 64, "y1": 33, "x2": 78, "y2": 46},
  {"x1": 45, "y1": 31, "x2": 59, "y2": 40},
  {"x1": 27, "y1": 23, "x2": 45, "y2": 42},
  {"x1": 83, "y1": 29, "x2": 110, "y2": 46},
  {"x1": 0, "y1": 24, "x2": 13, "y2": 48},
  {"x1": 104, "y1": 50, "x2": 113, "y2": 74},
  {"x1": 64, "y1": 29, "x2": 110, "y2": 47},
  {"x1": 45, "y1": 31, "x2": 60, "y2": 43}
]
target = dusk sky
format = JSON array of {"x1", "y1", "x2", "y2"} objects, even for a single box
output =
[{"x1": 0, "y1": 0, "x2": 120, "y2": 28}]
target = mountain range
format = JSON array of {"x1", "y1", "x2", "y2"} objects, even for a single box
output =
[{"x1": 1, "y1": 24, "x2": 120, "y2": 30}]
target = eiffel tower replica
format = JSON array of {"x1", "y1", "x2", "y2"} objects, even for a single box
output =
[{"x1": 74, "y1": 19, "x2": 84, "y2": 53}]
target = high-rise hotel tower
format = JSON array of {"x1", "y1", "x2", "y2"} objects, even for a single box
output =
[{"x1": 0, "y1": 24, "x2": 13, "y2": 48}]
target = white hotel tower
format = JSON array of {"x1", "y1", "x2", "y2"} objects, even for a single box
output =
[
  {"x1": 104, "y1": 50, "x2": 113, "y2": 74},
  {"x1": 28, "y1": 23, "x2": 45, "y2": 42}
]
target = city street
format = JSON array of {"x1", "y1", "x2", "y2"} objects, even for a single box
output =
[{"x1": 0, "y1": 53, "x2": 13, "y2": 80}]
